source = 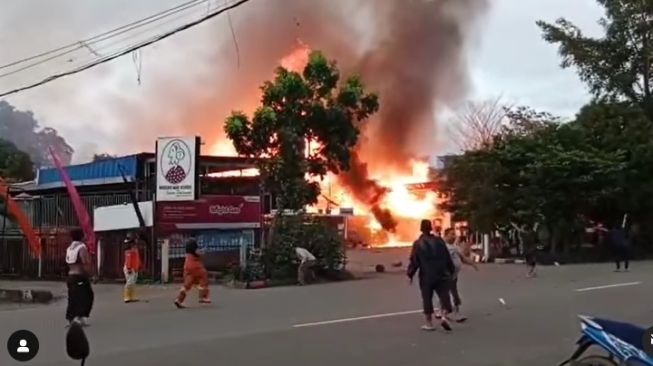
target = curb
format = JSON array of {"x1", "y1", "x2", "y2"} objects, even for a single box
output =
[{"x1": 0, "y1": 289, "x2": 55, "y2": 304}]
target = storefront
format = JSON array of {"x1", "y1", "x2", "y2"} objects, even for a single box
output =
[{"x1": 156, "y1": 195, "x2": 262, "y2": 277}]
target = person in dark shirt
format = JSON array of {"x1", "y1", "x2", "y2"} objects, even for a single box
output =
[
  {"x1": 609, "y1": 226, "x2": 630, "y2": 272},
  {"x1": 407, "y1": 219, "x2": 456, "y2": 331}
]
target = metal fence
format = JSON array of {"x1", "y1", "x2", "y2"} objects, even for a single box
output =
[{"x1": 0, "y1": 191, "x2": 135, "y2": 279}]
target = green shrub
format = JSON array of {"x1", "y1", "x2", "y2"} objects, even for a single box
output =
[{"x1": 262, "y1": 215, "x2": 346, "y2": 280}]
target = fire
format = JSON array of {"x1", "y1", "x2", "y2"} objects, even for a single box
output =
[
  {"x1": 314, "y1": 160, "x2": 440, "y2": 248},
  {"x1": 210, "y1": 140, "x2": 238, "y2": 156},
  {"x1": 280, "y1": 39, "x2": 311, "y2": 72},
  {"x1": 205, "y1": 40, "x2": 442, "y2": 248},
  {"x1": 363, "y1": 161, "x2": 438, "y2": 248}
]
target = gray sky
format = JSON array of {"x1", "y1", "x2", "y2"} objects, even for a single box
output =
[
  {"x1": 470, "y1": 0, "x2": 603, "y2": 117},
  {"x1": 0, "y1": 0, "x2": 606, "y2": 160}
]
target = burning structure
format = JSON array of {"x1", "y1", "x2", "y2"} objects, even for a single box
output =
[
  {"x1": 41, "y1": 0, "x2": 485, "y2": 248},
  {"x1": 202, "y1": 0, "x2": 487, "y2": 247},
  {"x1": 207, "y1": 1, "x2": 484, "y2": 246}
]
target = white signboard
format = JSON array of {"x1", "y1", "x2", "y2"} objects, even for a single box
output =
[{"x1": 156, "y1": 136, "x2": 198, "y2": 201}]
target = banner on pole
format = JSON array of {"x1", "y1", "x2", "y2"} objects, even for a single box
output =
[{"x1": 49, "y1": 147, "x2": 96, "y2": 254}]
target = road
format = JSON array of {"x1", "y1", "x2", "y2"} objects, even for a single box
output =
[{"x1": 1, "y1": 253, "x2": 651, "y2": 366}]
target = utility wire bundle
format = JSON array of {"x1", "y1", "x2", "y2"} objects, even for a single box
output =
[{"x1": 0, "y1": 0, "x2": 251, "y2": 98}]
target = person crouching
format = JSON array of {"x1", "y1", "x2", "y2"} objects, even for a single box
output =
[
  {"x1": 175, "y1": 238, "x2": 211, "y2": 308},
  {"x1": 123, "y1": 233, "x2": 142, "y2": 303}
]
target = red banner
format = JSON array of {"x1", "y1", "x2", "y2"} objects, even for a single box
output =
[
  {"x1": 157, "y1": 196, "x2": 261, "y2": 230},
  {"x1": 50, "y1": 147, "x2": 96, "y2": 254},
  {"x1": 0, "y1": 179, "x2": 41, "y2": 257}
]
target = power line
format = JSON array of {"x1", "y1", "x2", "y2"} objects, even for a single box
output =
[
  {"x1": 0, "y1": 0, "x2": 210, "y2": 75},
  {"x1": 0, "y1": 0, "x2": 251, "y2": 98}
]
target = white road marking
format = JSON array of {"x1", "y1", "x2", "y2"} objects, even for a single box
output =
[
  {"x1": 293, "y1": 310, "x2": 422, "y2": 328},
  {"x1": 575, "y1": 281, "x2": 642, "y2": 292}
]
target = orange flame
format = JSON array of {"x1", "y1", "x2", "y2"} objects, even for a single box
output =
[{"x1": 208, "y1": 40, "x2": 442, "y2": 248}]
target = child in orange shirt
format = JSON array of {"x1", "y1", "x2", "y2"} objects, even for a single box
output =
[
  {"x1": 123, "y1": 233, "x2": 142, "y2": 303},
  {"x1": 174, "y1": 238, "x2": 211, "y2": 308}
]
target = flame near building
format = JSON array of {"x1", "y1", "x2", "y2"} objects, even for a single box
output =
[
  {"x1": 192, "y1": 0, "x2": 489, "y2": 247},
  {"x1": 211, "y1": 41, "x2": 448, "y2": 247}
]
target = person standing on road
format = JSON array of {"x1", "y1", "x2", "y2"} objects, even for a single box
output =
[
  {"x1": 407, "y1": 219, "x2": 456, "y2": 332},
  {"x1": 609, "y1": 225, "x2": 630, "y2": 272},
  {"x1": 295, "y1": 246, "x2": 316, "y2": 285},
  {"x1": 175, "y1": 238, "x2": 211, "y2": 308},
  {"x1": 65, "y1": 228, "x2": 95, "y2": 326},
  {"x1": 123, "y1": 232, "x2": 142, "y2": 303},
  {"x1": 512, "y1": 222, "x2": 539, "y2": 277},
  {"x1": 443, "y1": 228, "x2": 478, "y2": 322}
]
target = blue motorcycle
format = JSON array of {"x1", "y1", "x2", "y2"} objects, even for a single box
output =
[{"x1": 559, "y1": 315, "x2": 652, "y2": 366}]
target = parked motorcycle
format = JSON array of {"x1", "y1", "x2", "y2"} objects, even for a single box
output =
[{"x1": 559, "y1": 315, "x2": 652, "y2": 366}]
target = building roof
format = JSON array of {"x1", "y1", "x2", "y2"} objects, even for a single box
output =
[
  {"x1": 36, "y1": 154, "x2": 139, "y2": 190},
  {"x1": 15, "y1": 152, "x2": 259, "y2": 193}
]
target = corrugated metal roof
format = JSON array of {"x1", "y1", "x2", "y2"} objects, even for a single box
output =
[{"x1": 37, "y1": 155, "x2": 139, "y2": 189}]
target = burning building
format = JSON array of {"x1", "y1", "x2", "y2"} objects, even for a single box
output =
[{"x1": 196, "y1": 0, "x2": 488, "y2": 247}]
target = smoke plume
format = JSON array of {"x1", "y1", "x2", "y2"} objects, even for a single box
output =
[{"x1": 2, "y1": 0, "x2": 488, "y2": 217}]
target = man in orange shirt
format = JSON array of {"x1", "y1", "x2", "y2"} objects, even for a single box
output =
[
  {"x1": 123, "y1": 232, "x2": 142, "y2": 303},
  {"x1": 174, "y1": 238, "x2": 211, "y2": 308}
]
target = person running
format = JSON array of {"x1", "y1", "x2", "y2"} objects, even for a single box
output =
[
  {"x1": 295, "y1": 246, "x2": 316, "y2": 285},
  {"x1": 407, "y1": 219, "x2": 456, "y2": 332},
  {"x1": 122, "y1": 232, "x2": 142, "y2": 303},
  {"x1": 609, "y1": 225, "x2": 630, "y2": 272},
  {"x1": 175, "y1": 238, "x2": 211, "y2": 308},
  {"x1": 65, "y1": 228, "x2": 95, "y2": 326}
]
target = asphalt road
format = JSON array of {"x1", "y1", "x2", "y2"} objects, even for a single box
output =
[{"x1": 1, "y1": 253, "x2": 651, "y2": 366}]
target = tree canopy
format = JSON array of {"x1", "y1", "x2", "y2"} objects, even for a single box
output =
[
  {"x1": 224, "y1": 51, "x2": 379, "y2": 210},
  {"x1": 440, "y1": 105, "x2": 635, "y2": 252},
  {"x1": 437, "y1": 1, "x2": 653, "y2": 256},
  {"x1": 0, "y1": 101, "x2": 74, "y2": 168},
  {"x1": 0, "y1": 138, "x2": 34, "y2": 182},
  {"x1": 537, "y1": 0, "x2": 653, "y2": 118}
]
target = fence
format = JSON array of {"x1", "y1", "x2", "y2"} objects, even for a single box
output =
[{"x1": 0, "y1": 191, "x2": 138, "y2": 279}]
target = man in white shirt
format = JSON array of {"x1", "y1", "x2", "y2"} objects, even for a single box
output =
[
  {"x1": 295, "y1": 247, "x2": 316, "y2": 285},
  {"x1": 443, "y1": 228, "x2": 478, "y2": 322}
]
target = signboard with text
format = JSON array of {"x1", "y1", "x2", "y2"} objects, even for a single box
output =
[
  {"x1": 155, "y1": 136, "x2": 199, "y2": 201},
  {"x1": 156, "y1": 195, "x2": 262, "y2": 233}
]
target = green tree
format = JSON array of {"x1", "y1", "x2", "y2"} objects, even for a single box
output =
[
  {"x1": 439, "y1": 107, "x2": 626, "y2": 254},
  {"x1": 224, "y1": 51, "x2": 379, "y2": 210},
  {"x1": 537, "y1": 0, "x2": 653, "y2": 117},
  {"x1": 574, "y1": 102, "x2": 653, "y2": 225},
  {"x1": 0, "y1": 101, "x2": 74, "y2": 167},
  {"x1": 0, "y1": 138, "x2": 34, "y2": 182}
]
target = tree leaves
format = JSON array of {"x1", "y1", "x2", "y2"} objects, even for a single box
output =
[
  {"x1": 0, "y1": 138, "x2": 34, "y2": 182},
  {"x1": 224, "y1": 50, "x2": 378, "y2": 210},
  {"x1": 439, "y1": 106, "x2": 628, "y2": 238},
  {"x1": 537, "y1": 0, "x2": 653, "y2": 114}
]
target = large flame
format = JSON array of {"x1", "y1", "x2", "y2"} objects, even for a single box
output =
[
  {"x1": 314, "y1": 160, "x2": 439, "y2": 248},
  {"x1": 210, "y1": 41, "x2": 441, "y2": 247}
]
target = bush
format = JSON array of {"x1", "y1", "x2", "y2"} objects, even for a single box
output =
[{"x1": 262, "y1": 215, "x2": 347, "y2": 280}]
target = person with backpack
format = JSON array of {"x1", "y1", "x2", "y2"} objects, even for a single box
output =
[{"x1": 65, "y1": 228, "x2": 95, "y2": 326}]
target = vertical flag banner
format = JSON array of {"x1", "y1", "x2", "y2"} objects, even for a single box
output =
[
  {"x1": 49, "y1": 147, "x2": 96, "y2": 254},
  {"x1": 0, "y1": 179, "x2": 41, "y2": 257}
]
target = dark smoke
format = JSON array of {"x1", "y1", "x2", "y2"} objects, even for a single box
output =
[
  {"x1": 3, "y1": 0, "x2": 487, "y2": 220},
  {"x1": 337, "y1": 151, "x2": 397, "y2": 230}
]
